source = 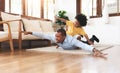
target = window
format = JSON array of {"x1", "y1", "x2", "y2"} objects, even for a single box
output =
[
  {"x1": 81, "y1": 0, "x2": 97, "y2": 17},
  {"x1": 77, "y1": 0, "x2": 120, "y2": 18},
  {"x1": 25, "y1": 0, "x2": 41, "y2": 17},
  {"x1": 5, "y1": 0, "x2": 22, "y2": 14},
  {"x1": 107, "y1": 0, "x2": 120, "y2": 16},
  {"x1": 44, "y1": 0, "x2": 55, "y2": 19},
  {"x1": 5, "y1": 0, "x2": 55, "y2": 19},
  {"x1": 77, "y1": 0, "x2": 102, "y2": 18}
]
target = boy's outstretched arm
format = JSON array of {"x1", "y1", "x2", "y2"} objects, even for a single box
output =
[{"x1": 55, "y1": 16, "x2": 67, "y2": 23}]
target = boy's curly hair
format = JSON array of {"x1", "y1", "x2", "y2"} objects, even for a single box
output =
[{"x1": 75, "y1": 14, "x2": 87, "y2": 27}]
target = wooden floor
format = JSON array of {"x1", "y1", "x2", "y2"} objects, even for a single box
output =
[{"x1": 0, "y1": 45, "x2": 120, "y2": 73}]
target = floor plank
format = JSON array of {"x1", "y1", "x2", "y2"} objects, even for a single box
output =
[{"x1": 0, "y1": 45, "x2": 119, "y2": 73}]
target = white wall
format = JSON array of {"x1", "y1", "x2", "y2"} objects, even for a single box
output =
[
  {"x1": 84, "y1": 16, "x2": 120, "y2": 45},
  {"x1": 55, "y1": 0, "x2": 120, "y2": 45},
  {"x1": 55, "y1": 0, "x2": 76, "y2": 20}
]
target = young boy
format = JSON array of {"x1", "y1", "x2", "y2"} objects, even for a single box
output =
[{"x1": 55, "y1": 14, "x2": 99, "y2": 45}]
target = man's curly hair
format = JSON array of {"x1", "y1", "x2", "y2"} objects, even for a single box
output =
[{"x1": 75, "y1": 14, "x2": 87, "y2": 27}]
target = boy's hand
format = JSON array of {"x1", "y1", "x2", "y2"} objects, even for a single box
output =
[{"x1": 54, "y1": 15, "x2": 59, "y2": 20}]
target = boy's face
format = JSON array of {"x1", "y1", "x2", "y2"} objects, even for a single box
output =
[{"x1": 74, "y1": 19, "x2": 80, "y2": 27}]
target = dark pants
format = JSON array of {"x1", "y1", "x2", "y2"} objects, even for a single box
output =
[{"x1": 81, "y1": 37, "x2": 94, "y2": 45}]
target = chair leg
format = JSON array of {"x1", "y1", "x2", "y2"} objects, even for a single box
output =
[
  {"x1": 9, "y1": 39, "x2": 14, "y2": 52},
  {"x1": 18, "y1": 39, "x2": 22, "y2": 50},
  {"x1": 18, "y1": 31, "x2": 22, "y2": 50},
  {"x1": 0, "y1": 42, "x2": 1, "y2": 49}
]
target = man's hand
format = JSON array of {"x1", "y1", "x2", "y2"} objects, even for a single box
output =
[
  {"x1": 93, "y1": 48, "x2": 107, "y2": 58},
  {"x1": 22, "y1": 31, "x2": 32, "y2": 35}
]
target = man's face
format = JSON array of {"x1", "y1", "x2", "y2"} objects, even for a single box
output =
[
  {"x1": 74, "y1": 19, "x2": 80, "y2": 27},
  {"x1": 55, "y1": 32, "x2": 65, "y2": 43}
]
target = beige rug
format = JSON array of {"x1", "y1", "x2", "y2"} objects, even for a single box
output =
[{"x1": 27, "y1": 45, "x2": 113, "y2": 55}]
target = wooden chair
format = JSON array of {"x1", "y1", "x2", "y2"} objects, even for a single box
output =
[{"x1": 0, "y1": 21, "x2": 14, "y2": 52}]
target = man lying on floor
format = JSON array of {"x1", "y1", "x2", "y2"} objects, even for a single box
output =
[{"x1": 23, "y1": 29, "x2": 106, "y2": 57}]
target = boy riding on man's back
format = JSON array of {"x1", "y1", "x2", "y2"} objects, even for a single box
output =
[{"x1": 55, "y1": 13, "x2": 99, "y2": 45}]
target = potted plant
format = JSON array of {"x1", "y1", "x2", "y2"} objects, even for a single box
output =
[{"x1": 55, "y1": 10, "x2": 69, "y2": 28}]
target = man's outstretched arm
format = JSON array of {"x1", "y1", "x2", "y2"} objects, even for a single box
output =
[
  {"x1": 23, "y1": 31, "x2": 32, "y2": 35},
  {"x1": 72, "y1": 38, "x2": 107, "y2": 57},
  {"x1": 23, "y1": 31, "x2": 55, "y2": 42}
]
